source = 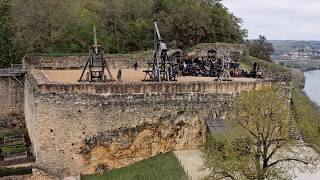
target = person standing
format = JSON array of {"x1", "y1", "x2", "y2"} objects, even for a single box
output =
[
  {"x1": 134, "y1": 61, "x2": 138, "y2": 71},
  {"x1": 117, "y1": 69, "x2": 122, "y2": 82}
]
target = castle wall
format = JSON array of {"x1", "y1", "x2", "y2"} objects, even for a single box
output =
[
  {"x1": 0, "y1": 76, "x2": 25, "y2": 128},
  {"x1": 23, "y1": 52, "x2": 153, "y2": 70},
  {"x1": 24, "y1": 75, "x2": 38, "y2": 157},
  {"x1": 22, "y1": 43, "x2": 248, "y2": 71},
  {"x1": 25, "y1": 72, "x2": 280, "y2": 176}
]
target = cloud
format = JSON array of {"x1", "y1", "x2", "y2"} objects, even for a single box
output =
[{"x1": 222, "y1": 0, "x2": 320, "y2": 40}]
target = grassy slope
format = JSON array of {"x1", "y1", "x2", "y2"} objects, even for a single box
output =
[
  {"x1": 292, "y1": 88, "x2": 320, "y2": 152},
  {"x1": 291, "y1": 69, "x2": 320, "y2": 152},
  {"x1": 82, "y1": 152, "x2": 187, "y2": 180}
]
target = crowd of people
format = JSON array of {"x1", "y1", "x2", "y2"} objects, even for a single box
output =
[
  {"x1": 176, "y1": 50, "x2": 263, "y2": 79},
  {"x1": 135, "y1": 49, "x2": 264, "y2": 82}
]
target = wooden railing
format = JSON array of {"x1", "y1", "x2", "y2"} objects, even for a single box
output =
[{"x1": 0, "y1": 64, "x2": 26, "y2": 77}]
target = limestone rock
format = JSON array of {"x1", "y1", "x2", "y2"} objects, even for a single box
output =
[{"x1": 81, "y1": 115, "x2": 206, "y2": 174}]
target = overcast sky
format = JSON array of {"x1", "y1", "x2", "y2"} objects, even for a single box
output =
[{"x1": 222, "y1": 0, "x2": 320, "y2": 40}]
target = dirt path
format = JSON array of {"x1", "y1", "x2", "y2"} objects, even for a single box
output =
[
  {"x1": 282, "y1": 145, "x2": 320, "y2": 180},
  {"x1": 174, "y1": 150, "x2": 211, "y2": 180},
  {"x1": 42, "y1": 69, "x2": 257, "y2": 84},
  {"x1": 174, "y1": 146, "x2": 320, "y2": 180}
]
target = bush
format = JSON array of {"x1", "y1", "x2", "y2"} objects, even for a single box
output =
[{"x1": 0, "y1": 167, "x2": 32, "y2": 177}]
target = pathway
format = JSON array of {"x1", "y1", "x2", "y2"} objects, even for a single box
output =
[{"x1": 174, "y1": 150, "x2": 211, "y2": 180}]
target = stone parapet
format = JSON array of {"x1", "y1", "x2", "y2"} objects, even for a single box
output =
[
  {"x1": 23, "y1": 51, "x2": 153, "y2": 70},
  {"x1": 30, "y1": 70, "x2": 275, "y2": 95}
]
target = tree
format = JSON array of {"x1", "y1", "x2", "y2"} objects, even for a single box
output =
[
  {"x1": 0, "y1": 0, "x2": 20, "y2": 67},
  {"x1": 11, "y1": 0, "x2": 247, "y2": 54},
  {"x1": 247, "y1": 35, "x2": 274, "y2": 62},
  {"x1": 204, "y1": 87, "x2": 316, "y2": 180},
  {"x1": 13, "y1": 0, "x2": 83, "y2": 53}
]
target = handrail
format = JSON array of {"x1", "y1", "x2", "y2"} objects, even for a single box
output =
[{"x1": 0, "y1": 65, "x2": 26, "y2": 77}]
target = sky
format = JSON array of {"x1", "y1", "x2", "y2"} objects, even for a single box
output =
[{"x1": 222, "y1": 0, "x2": 320, "y2": 40}]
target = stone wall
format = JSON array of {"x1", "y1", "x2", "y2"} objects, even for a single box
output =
[
  {"x1": 25, "y1": 71, "x2": 282, "y2": 176},
  {"x1": 22, "y1": 43, "x2": 248, "y2": 71},
  {"x1": 0, "y1": 76, "x2": 25, "y2": 128},
  {"x1": 23, "y1": 51, "x2": 153, "y2": 70}
]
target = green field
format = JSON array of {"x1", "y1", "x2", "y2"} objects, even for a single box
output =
[{"x1": 82, "y1": 152, "x2": 187, "y2": 180}]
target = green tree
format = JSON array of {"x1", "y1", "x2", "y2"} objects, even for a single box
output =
[
  {"x1": 11, "y1": 0, "x2": 247, "y2": 54},
  {"x1": 13, "y1": 0, "x2": 86, "y2": 53},
  {"x1": 204, "y1": 87, "x2": 314, "y2": 180},
  {"x1": 247, "y1": 35, "x2": 274, "y2": 62},
  {"x1": 0, "y1": 0, "x2": 20, "y2": 67}
]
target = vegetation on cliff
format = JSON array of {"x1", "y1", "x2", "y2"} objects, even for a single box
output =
[
  {"x1": 0, "y1": 0, "x2": 247, "y2": 67},
  {"x1": 83, "y1": 152, "x2": 187, "y2": 180},
  {"x1": 242, "y1": 55, "x2": 290, "y2": 81},
  {"x1": 291, "y1": 69, "x2": 320, "y2": 152},
  {"x1": 0, "y1": 0, "x2": 23, "y2": 67},
  {"x1": 203, "y1": 87, "x2": 313, "y2": 180},
  {"x1": 246, "y1": 35, "x2": 274, "y2": 62}
]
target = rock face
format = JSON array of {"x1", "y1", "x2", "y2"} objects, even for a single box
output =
[{"x1": 81, "y1": 115, "x2": 206, "y2": 173}]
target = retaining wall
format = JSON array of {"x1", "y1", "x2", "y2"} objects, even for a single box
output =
[{"x1": 25, "y1": 71, "x2": 283, "y2": 176}]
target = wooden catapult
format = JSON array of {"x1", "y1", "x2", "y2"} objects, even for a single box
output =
[
  {"x1": 143, "y1": 21, "x2": 177, "y2": 82},
  {"x1": 79, "y1": 27, "x2": 114, "y2": 82}
]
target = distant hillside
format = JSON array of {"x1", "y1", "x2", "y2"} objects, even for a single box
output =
[{"x1": 269, "y1": 40, "x2": 320, "y2": 56}]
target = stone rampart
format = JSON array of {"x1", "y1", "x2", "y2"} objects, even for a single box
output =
[
  {"x1": 25, "y1": 70, "x2": 283, "y2": 176},
  {"x1": 30, "y1": 70, "x2": 274, "y2": 95},
  {"x1": 21, "y1": 43, "x2": 287, "y2": 177},
  {"x1": 23, "y1": 51, "x2": 153, "y2": 70}
]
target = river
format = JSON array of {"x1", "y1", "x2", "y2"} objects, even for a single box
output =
[{"x1": 304, "y1": 70, "x2": 320, "y2": 106}]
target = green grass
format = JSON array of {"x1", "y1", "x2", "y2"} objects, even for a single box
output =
[
  {"x1": 292, "y1": 87, "x2": 320, "y2": 152},
  {"x1": 291, "y1": 69, "x2": 320, "y2": 152},
  {"x1": 82, "y1": 152, "x2": 187, "y2": 180},
  {"x1": 0, "y1": 167, "x2": 32, "y2": 177},
  {"x1": 1, "y1": 144, "x2": 26, "y2": 154},
  {"x1": 0, "y1": 128, "x2": 27, "y2": 138}
]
